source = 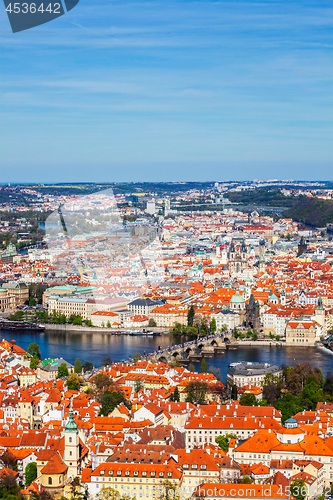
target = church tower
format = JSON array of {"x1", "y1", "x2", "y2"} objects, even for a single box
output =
[
  {"x1": 280, "y1": 289, "x2": 286, "y2": 306},
  {"x1": 63, "y1": 402, "x2": 80, "y2": 477},
  {"x1": 315, "y1": 296, "x2": 325, "y2": 330}
]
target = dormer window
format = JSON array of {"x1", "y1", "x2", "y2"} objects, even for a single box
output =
[
  {"x1": 100, "y1": 471, "x2": 105, "y2": 476},
  {"x1": 125, "y1": 471, "x2": 130, "y2": 476},
  {"x1": 134, "y1": 471, "x2": 138, "y2": 476},
  {"x1": 151, "y1": 472, "x2": 156, "y2": 477},
  {"x1": 159, "y1": 472, "x2": 164, "y2": 478},
  {"x1": 183, "y1": 464, "x2": 189, "y2": 470},
  {"x1": 192, "y1": 464, "x2": 198, "y2": 470},
  {"x1": 142, "y1": 472, "x2": 147, "y2": 477},
  {"x1": 167, "y1": 472, "x2": 172, "y2": 478},
  {"x1": 200, "y1": 465, "x2": 207, "y2": 470},
  {"x1": 108, "y1": 471, "x2": 114, "y2": 477},
  {"x1": 117, "y1": 471, "x2": 122, "y2": 476}
]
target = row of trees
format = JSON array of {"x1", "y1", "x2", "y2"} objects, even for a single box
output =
[{"x1": 234, "y1": 328, "x2": 259, "y2": 341}]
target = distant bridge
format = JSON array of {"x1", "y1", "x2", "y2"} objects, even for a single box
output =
[{"x1": 149, "y1": 333, "x2": 236, "y2": 365}]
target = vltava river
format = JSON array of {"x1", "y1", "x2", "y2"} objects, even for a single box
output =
[{"x1": 1, "y1": 329, "x2": 332, "y2": 379}]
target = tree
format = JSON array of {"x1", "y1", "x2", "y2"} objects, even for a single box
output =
[
  {"x1": 25, "y1": 462, "x2": 37, "y2": 486},
  {"x1": 69, "y1": 476, "x2": 82, "y2": 499},
  {"x1": 209, "y1": 366, "x2": 222, "y2": 381},
  {"x1": 73, "y1": 315, "x2": 82, "y2": 326},
  {"x1": 187, "y1": 306, "x2": 195, "y2": 327},
  {"x1": 101, "y1": 356, "x2": 112, "y2": 367},
  {"x1": 231, "y1": 384, "x2": 238, "y2": 400},
  {"x1": 274, "y1": 393, "x2": 302, "y2": 424},
  {"x1": 252, "y1": 331, "x2": 258, "y2": 341},
  {"x1": 93, "y1": 374, "x2": 112, "y2": 391},
  {"x1": 132, "y1": 352, "x2": 142, "y2": 365},
  {"x1": 188, "y1": 363, "x2": 196, "y2": 372},
  {"x1": 242, "y1": 476, "x2": 252, "y2": 484},
  {"x1": 82, "y1": 361, "x2": 93, "y2": 372},
  {"x1": 30, "y1": 354, "x2": 40, "y2": 370},
  {"x1": 200, "y1": 357, "x2": 207, "y2": 373},
  {"x1": 106, "y1": 320, "x2": 111, "y2": 328},
  {"x1": 185, "y1": 380, "x2": 210, "y2": 405},
  {"x1": 210, "y1": 318, "x2": 216, "y2": 334},
  {"x1": 134, "y1": 378, "x2": 144, "y2": 393},
  {"x1": 29, "y1": 297, "x2": 36, "y2": 307},
  {"x1": 0, "y1": 473, "x2": 21, "y2": 499},
  {"x1": 216, "y1": 433, "x2": 237, "y2": 451},
  {"x1": 290, "y1": 479, "x2": 307, "y2": 500},
  {"x1": 57, "y1": 363, "x2": 69, "y2": 378},
  {"x1": 171, "y1": 386, "x2": 180, "y2": 402},
  {"x1": 299, "y1": 376, "x2": 323, "y2": 410},
  {"x1": 284, "y1": 362, "x2": 323, "y2": 396},
  {"x1": 239, "y1": 393, "x2": 257, "y2": 406},
  {"x1": 74, "y1": 358, "x2": 82, "y2": 374},
  {"x1": 97, "y1": 488, "x2": 120, "y2": 500},
  {"x1": 39, "y1": 491, "x2": 55, "y2": 500},
  {"x1": 262, "y1": 373, "x2": 281, "y2": 405},
  {"x1": 68, "y1": 314, "x2": 77, "y2": 324},
  {"x1": 85, "y1": 319, "x2": 93, "y2": 327},
  {"x1": 0, "y1": 449, "x2": 16, "y2": 469},
  {"x1": 59, "y1": 313, "x2": 67, "y2": 324},
  {"x1": 67, "y1": 373, "x2": 83, "y2": 391},
  {"x1": 323, "y1": 371, "x2": 333, "y2": 397},
  {"x1": 148, "y1": 318, "x2": 157, "y2": 327},
  {"x1": 170, "y1": 322, "x2": 185, "y2": 337},
  {"x1": 27, "y1": 342, "x2": 41, "y2": 359},
  {"x1": 200, "y1": 318, "x2": 208, "y2": 336},
  {"x1": 158, "y1": 480, "x2": 180, "y2": 500},
  {"x1": 100, "y1": 390, "x2": 128, "y2": 416}
]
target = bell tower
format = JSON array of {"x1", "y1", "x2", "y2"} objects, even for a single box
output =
[
  {"x1": 63, "y1": 401, "x2": 80, "y2": 477},
  {"x1": 315, "y1": 296, "x2": 325, "y2": 330}
]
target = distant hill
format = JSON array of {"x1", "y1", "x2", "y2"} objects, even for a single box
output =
[
  {"x1": 283, "y1": 197, "x2": 333, "y2": 228},
  {"x1": 227, "y1": 189, "x2": 293, "y2": 207}
]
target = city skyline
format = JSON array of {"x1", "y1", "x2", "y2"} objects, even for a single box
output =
[{"x1": 0, "y1": 0, "x2": 332, "y2": 182}]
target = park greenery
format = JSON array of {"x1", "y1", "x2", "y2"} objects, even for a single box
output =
[
  {"x1": 25, "y1": 462, "x2": 37, "y2": 486},
  {"x1": 258, "y1": 363, "x2": 333, "y2": 423},
  {"x1": 216, "y1": 433, "x2": 237, "y2": 451},
  {"x1": 185, "y1": 380, "x2": 210, "y2": 405},
  {"x1": 57, "y1": 363, "x2": 69, "y2": 378},
  {"x1": 89, "y1": 373, "x2": 131, "y2": 417}
]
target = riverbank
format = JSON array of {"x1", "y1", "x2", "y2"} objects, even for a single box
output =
[
  {"x1": 1, "y1": 328, "x2": 332, "y2": 375},
  {"x1": 317, "y1": 344, "x2": 333, "y2": 355},
  {"x1": 43, "y1": 324, "x2": 165, "y2": 335}
]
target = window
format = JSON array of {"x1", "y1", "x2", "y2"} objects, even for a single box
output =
[
  {"x1": 48, "y1": 477, "x2": 52, "y2": 485},
  {"x1": 59, "y1": 476, "x2": 62, "y2": 484}
]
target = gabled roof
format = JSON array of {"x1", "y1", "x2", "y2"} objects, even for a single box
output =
[{"x1": 40, "y1": 452, "x2": 68, "y2": 475}]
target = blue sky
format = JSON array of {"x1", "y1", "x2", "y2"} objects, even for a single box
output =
[{"x1": 0, "y1": 0, "x2": 332, "y2": 182}]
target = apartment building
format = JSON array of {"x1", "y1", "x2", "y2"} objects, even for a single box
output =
[
  {"x1": 88, "y1": 462, "x2": 183, "y2": 500},
  {"x1": 285, "y1": 320, "x2": 318, "y2": 346}
]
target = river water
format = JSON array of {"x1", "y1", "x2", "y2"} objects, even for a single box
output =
[{"x1": 1, "y1": 329, "x2": 332, "y2": 379}]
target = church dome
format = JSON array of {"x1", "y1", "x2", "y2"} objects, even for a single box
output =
[{"x1": 230, "y1": 291, "x2": 245, "y2": 304}]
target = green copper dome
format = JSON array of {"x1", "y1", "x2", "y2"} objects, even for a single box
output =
[{"x1": 65, "y1": 402, "x2": 78, "y2": 433}]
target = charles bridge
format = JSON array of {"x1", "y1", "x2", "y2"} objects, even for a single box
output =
[{"x1": 148, "y1": 332, "x2": 237, "y2": 365}]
